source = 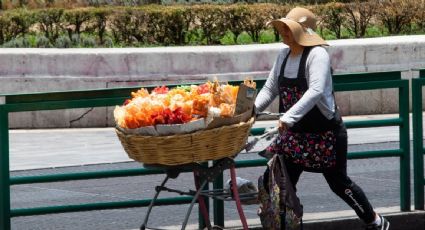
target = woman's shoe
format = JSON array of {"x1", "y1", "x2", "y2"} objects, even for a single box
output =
[{"x1": 365, "y1": 215, "x2": 390, "y2": 230}]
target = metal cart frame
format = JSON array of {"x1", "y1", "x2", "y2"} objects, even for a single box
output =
[{"x1": 140, "y1": 157, "x2": 251, "y2": 230}]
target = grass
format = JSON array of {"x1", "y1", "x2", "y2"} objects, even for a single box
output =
[
  {"x1": 364, "y1": 26, "x2": 386, "y2": 38},
  {"x1": 318, "y1": 25, "x2": 392, "y2": 40},
  {"x1": 220, "y1": 30, "x2": 277, "y2": 45}
]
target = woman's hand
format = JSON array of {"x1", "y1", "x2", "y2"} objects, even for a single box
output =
[{"x1": 278, "y1": 120, "x2": 288, "y2": 134}]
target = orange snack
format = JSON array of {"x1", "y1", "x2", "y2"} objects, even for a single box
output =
[
  {"x1": 131, "y1": 88, "x2": 149, "y2": 99},
  {"x1": 152, "y1": 85, "x2": 169, "y2": 94},
  {"x1": 169, "y1": 93, "x2": 186, "y2": 111},
  {"x1": 113, "y1": 106, "x2": 127, "y2": 128},
  {"x1": 220, "y1": 84, "x2": 239, "y2": 105},
  {"x1": 219, "y1": 103, "x2": 235, "y2": 117},
  {"x1": 125, "y1": 104, "x2": 153, "y2": 128},
  {"x1": 210, "y1": 92, "x2": 221, "y2": 107},
  {"x1": 231, "y1": 85, "x2": 239, "y2": 102},
  {"x1": 244, "y1": 78, "x2": 256, "y2": 89},
  {"x1": 192, "y1": 96, "x2": 209, "y2": 117},
  {"x1": 168, "y1": 88, "x2": 189, "y2": 99},
  {"x1": 196, "y1": 83, "x2": 210, "y2": 95},
  {"x1": 182, "y1": 101, "x2": 193, "y2": 117},
  {"x1": 114, "y1": 79, "x2": 252, "y2": 129}
]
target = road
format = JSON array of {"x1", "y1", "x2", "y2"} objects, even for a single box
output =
[{"x1": 8, "y1": 116, "x2": 415, "y2": 230}]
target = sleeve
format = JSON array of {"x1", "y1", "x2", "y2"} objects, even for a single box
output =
[
  {"x1": 254, "y1": 49, "x2": 287, "y2": 113},
  {"x1": 280, "y1": 47, "x2": 331, "y2": 126}
]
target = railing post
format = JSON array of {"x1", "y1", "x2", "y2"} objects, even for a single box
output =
[
  {"x1": 213, "y1": 170, "x2": 224, "y2": 227},
  {"x1": 0, "y1": 102, "x2": 11, "y2": 230},
  {"x1": 399, "y1": 80, "x2": 411, "y2": 211},
  {"x1": 413, "y1": 78, "x2": 425, "y2": 210}
]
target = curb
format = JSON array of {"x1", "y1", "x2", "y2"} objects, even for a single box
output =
[{"x1": 247, "y1": 210, "x2": 425, "y2": 230}]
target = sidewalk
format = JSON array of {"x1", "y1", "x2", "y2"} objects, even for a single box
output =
[
  {"x1": 162, "y1": 207, "x2": 425, "y2": 230},
  {"x1": 9, "y1": 113, "x2": 406, "y2": 171}
]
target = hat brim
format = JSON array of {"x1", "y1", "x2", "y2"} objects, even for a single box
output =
[{"x1": 267, "y1": 19, "x2": 328, "y2": 47}]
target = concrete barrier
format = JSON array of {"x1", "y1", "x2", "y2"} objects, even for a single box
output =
[{"x1": 1, "y1": 35, "x2": 424, "y2": 128}]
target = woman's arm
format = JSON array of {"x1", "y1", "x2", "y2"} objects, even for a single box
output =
[{"x1": 280, "y1": 47, "x2": 331, "y2": 126}]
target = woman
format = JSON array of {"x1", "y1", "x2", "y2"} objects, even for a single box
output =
[{"x1": 255, "y1": 7, "x2": 390, "y2": 230}]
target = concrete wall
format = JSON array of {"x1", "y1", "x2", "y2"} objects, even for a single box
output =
[{"x1": 1, "y1": 35, "x2": 424, "y2": 128}]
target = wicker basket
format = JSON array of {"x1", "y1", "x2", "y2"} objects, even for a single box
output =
[{"x1": 116, "y1": 117, "x2": 254, "y2": 166}]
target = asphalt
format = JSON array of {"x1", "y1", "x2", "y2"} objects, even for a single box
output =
[{"x1": 8, "y1": 114, "x2": 425, "y2": 230}]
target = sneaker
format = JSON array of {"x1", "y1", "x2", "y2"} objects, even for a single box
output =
[{"x1": 365, "y1": 215, "x2": 390, "y2": 230}]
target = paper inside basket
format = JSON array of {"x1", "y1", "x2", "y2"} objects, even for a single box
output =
[
  {"x1": 119, "y1": 126, "x2": 159, "y2": 136},
  {"x1": 206, "y1": 109, "x2": 252, "y2": 129},
  {"x1": 156, "y1": 118, "x2": 206, "y2": 136}
]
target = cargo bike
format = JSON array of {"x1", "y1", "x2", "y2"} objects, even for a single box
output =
[
  {"x1": 114, "y1": 79, "x2": 259, "y2": 229},
  {"x1": 116, "y1": 116, "x2": 256, "y2": 230}
]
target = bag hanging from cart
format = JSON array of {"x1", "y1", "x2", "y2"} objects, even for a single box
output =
[{"x1": 257, "y1": 154, "x2": 303, "y2": 230}]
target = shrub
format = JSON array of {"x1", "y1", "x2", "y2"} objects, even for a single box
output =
[
  {"x1": 2, "y1": 36, "x2": 31, "y2": 47},
  {"x1": 63, "y1": 8, "x2": 93, "y2": 39},
  {"x1": 71, "y1": 33, "x2": 80, "y2": 45},
  {"x1": 160, "y1": 6, "x2": 193, "y2": 45},
  {"x1": 240, "y1": 4, "x2": 277, "y2": 43},
  {"x1": 36, "y1": 35, "x2": 52, "y2": 47},
  {"x1": 55, "y1": 35, "x2": 72, "y2": 48},
  {"x1": 376, "y1": 0, "x2": 417, "y2": 35},
  {"x1": 343, "y1": 0, "x2": 376, "y2": 38},
  {"x1": 0, "y1": 2, "x2": 422, "y2": 47},
  {"x1": 36, "y1": 8, "x2": 65, "y2": 42},
  {"x1": 103, "y1": 36, "x2": 114, "y2": 47},
  {"x1": 81, "y1": 34, "x2": 97, "y2": 47},
  {"x1": 411, "y1": 1, "x2": 425, "y2": 33},
  {"x1": 191, "y1": 5, "x2": 228, "y2": 44},
  {"x1": 3, "y1": 9, "x2": 35, "y2": 41},
  {"x1": 90, "y1": 7, "x2": 112, "y2": 45},
  {"x1": 316, "y1": 2, "x2": 346, "y2": 39},
  {"x1": 110, "y1": 7, "x2": 148, "y2": 45},
  {"x1": 225, "y1": 4, "x2": 250, "y2": 44}
]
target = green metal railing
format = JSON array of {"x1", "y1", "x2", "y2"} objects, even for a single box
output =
[
  {"x1": 0, "y1": 71, "x2": 411, "y2": 230},
  {"x1": 413, "y1": 68, "x2": 425, "y2": 210},
  {"x1": 334, "y1": 72, "x2": 411, "y2": 213}
]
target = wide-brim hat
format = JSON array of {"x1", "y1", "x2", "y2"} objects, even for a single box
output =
[{"x1": 267, "y1": 7, "x2": 328, "y2": 47}]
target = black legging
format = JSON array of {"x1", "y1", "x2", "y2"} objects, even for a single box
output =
[{"x1": 283, "y1": 122, "x2": 377, "y2": 224}]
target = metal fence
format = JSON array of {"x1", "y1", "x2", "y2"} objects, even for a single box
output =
[
  {"x1": 412, "y1": 68, "x2": 425, "y2": 210},
  {"x1": 0, "y1": 71, "x2": 411, "y2": 230}
]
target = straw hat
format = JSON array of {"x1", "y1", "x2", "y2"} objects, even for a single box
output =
[{"x1": 268, "y1": 7, "x2": 328, "y2": 47}]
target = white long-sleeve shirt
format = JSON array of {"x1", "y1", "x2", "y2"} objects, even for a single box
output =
[{"x1": 254, "y1": 46, "x2": 335, "y2": 127}]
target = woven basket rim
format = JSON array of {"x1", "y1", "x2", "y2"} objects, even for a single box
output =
[
  {"x1": 116, "y1": 117, "x2": 254, "y2": 138},
  {"x1": 115, "y1": 117, "x2": 255, "y2": 165}
]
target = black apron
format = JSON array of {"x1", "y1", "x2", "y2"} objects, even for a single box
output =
[{"x1": 267, "y1": 47, "x2": 343, "y2": 172}]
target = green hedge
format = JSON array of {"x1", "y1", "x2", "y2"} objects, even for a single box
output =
[
  {"x1": 0, "y1": 1, "x2": 423, "y2": 48},
  {"x1": 0, "y1": 0, "x2": 361, "y2": 10}
]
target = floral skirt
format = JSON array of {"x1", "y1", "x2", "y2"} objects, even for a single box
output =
[{"x1": 267, "y1": 129, "x2": 337, "y2": 171}]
